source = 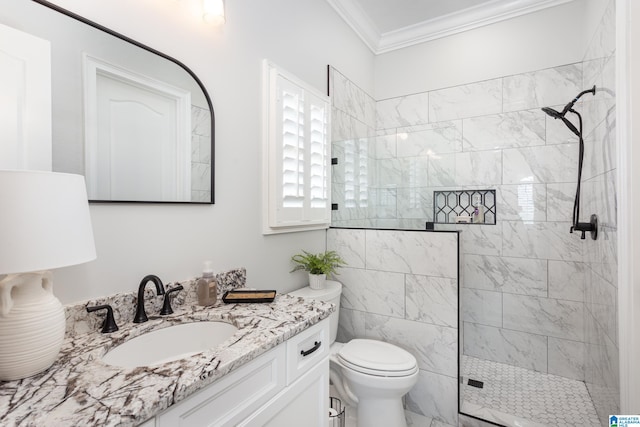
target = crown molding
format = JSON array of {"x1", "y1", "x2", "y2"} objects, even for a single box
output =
[{"x1": 327, "y1": 0, "x2": 577, "y2": 55}]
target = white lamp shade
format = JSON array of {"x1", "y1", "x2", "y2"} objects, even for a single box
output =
[{"x1": 0, "y1": 170, "x2": 96, "y2": 275}]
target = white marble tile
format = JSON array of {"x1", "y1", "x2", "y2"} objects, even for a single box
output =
[
  {"x1": 331, "y1": 68, "x2": 370, "y2": 125},
  {"x1": 502, "y1": 143, "x2": 577, "y2": 184},
  {"x1": 377, "y1": 92, "x2": 430, "y2": 129},
  {"x1": 191, "y1": 135, "x2": 200, "y2": 161},
  {"x1": 368, "y1": 187, "x2": 397, "y2": 219},
  {"x1": 583, "y1": 110, "x2": 616, "y2": 180},
  {"x1": 198, "y1": 135, "x2": 211, "y2": 163},
  {"x1": 583, "y1": 56, "x2": 616, "y2": 103},
  {"x1": 397, "y1": 122, "x2": 463, "y2": 157},
  {"x1": 497, "y1": 184, "x2": 546, "y2": 222},
  {"x1": 406, "y1": 370, "x2": 459, "y2": 426},
  {"x1": 502, "y1": 294, "x2": 584, "y2": 341},
  {"x1": 545, "y1": 106, "x2": 580, "y2": 145},
  {"x1": 365, "y1": 229, "x2": 458, "y2": 278},
  {"x1": 546, "y1": 183, "x2": 576, "y2": 222},
  {"x1": 463, "y1": 111, "x2": 545, "y2": 151},
  {"x1": 455, "y1": 150, "x2": 502, "y2": 186},
  {"x1": 373, "y1": 157, "x2": 429, "y2": 187},
  {"x1": 584, "y1": 310, "x2": 619, "y2": 391},
  {"x1": 431, "y1": 420, "x2": 456, "y2": 427},
  {"x1": 339, "y1": 267, "x2": 405, "y2": 317},
  {"x1": 327, "y1": 228, "x2": 366, "y2": 268},
  {"x1": 585, "y1": 270, "x2": 617, "y2": 345},
  {"x1": 405, "y1": 410, "x2": 433, "y2": 427},
  {"x1": 458, "y1": 224, "x2": 502, "y2": 256},
  {"x1": 582, "y1": 170, "x2": 617, "y2": 229},
  {"x1": 406, "y1": 275, "x2": 457, "y2": 328},
  {"x1": 461, "y1": 289, "x2": 502, "y2": 328},
  {"x1": 331, "y1": 140, "x2": 346, "y2": 184},
  {"x1": 462, "y1": 322, "x2": 548, "y2": 372},
  {"x1": 548, "y1": 260, "x2": 585, "y2": 302},
  {"x1": 428, "y1": 154, "x2": 456, "y2": 187},
  {"x1": 365, "y1": 313, "x2": 457, "y2": 377},
  {"x1": 397, "y1": 187, "x2": 434, "y2": 219},
  {"x1": 371, "y1": 134, "x2": 396, "y2": 159},
  {"x1": 401, "y1": 157, "x2": 431, "y2": 186},
  {"x1": 332, "y1": 108, "x2": 352, "y2": 141},
  {"x1": 503, "y1": 64, "x2": 582, "y2": 112},
  {"x1": 191, "y1": 105, "x2": 211, "y2": 137},
  {"x1": 337, "y1": 307, "x2": 365, "y2": 343},
  {"x1": 331, "y1": 183, "x2": 367, "y2": 221},
  {"x1": 548, "y1": 337, "x2": 585, "y2": 381},
  {"x1": 191, "y1": 162, "x2": 211, "y2": 191},
  {"x1": 463, "y1": 254, "x2": 547, "y2": 297},
  {"x1": 583, "y1": 0, "x2": 616, "y2": 62},
  {"x1": 502, "y1": 221, "x2": 583, "y2": 261},
  {"x1": 429, "y1": 79, "x2": 502, "y2": 122}
]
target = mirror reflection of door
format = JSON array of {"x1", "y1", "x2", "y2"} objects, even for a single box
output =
[
  {"x1": 0, "y1": 23, "x2": 52, "y2": 171},
  {"x1": 84, "y1": 55, "x2": 191, "y2": 201}
]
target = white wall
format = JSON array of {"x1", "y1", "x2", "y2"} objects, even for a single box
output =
[
  {"x1": 373, "y1": 1, "x2": 588, "y2": 99},
  {"x1": 40, "y1": 0, "x2": 374, "y2": 303}
]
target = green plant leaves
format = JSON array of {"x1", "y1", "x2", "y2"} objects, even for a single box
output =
[{"x1": 290, "y1": 250, "x2": 347, "y2": 276}]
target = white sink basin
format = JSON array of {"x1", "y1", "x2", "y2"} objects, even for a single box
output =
[{"x1": 102, "y1": 321, "x2": 238, "y2": 368}]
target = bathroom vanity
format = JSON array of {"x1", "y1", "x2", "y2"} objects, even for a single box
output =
[{"x1": 0, "y1": 271, "x2": 333, "y2": 427}]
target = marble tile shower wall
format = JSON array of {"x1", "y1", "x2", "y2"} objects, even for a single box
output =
[
  {"x1": 327, "y1": 228, "x2": 460, "y2": 425},
  {"x1": 191, "y1": 105, "x2": 212, "y2": 202},
  {"x1": 580, "y1": 0, "x2": 618, "y2": 424},
  {"x1": 330, "y1": 67, "x2": 377, "y2": 226}
]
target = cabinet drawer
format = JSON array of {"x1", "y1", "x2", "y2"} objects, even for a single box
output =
[
  {"x1": 286, "y1": 318, "x2": 330, "y2": 384},
  {"x1": 157, "y1": 345, "x2": 285, "y2": 427}
]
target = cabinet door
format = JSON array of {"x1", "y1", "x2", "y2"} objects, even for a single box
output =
[
  {"x1": 239, "y1": 357, "x2": 329, "y2": 427},
  {"x1": 156, "y1": 345, "x2": 285, "y2": 427}
]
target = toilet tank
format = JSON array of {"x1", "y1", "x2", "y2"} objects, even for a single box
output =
[{"x1": 289, "y1": 280, "x2": 342, "y2": 345}]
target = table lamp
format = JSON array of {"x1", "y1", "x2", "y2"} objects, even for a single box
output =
[{"x1": 0, "y1": 170, "x2": 96, "y2": 381}]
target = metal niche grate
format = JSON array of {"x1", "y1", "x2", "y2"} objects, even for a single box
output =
[{"x1": 433, "y1": 189, "x2": 496, "y2": 224}]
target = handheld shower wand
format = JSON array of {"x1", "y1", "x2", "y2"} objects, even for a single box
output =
[{"x1": 541, "y1": 85, "x2": 598, "y2": 240}]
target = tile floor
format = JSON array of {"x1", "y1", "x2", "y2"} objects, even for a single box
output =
[
  {"x1": 330, "y1": 385, "x2": 455, "y2": 427},
  {"x1": 461, "y1": 355, "x2": 601, "y2": 427}
]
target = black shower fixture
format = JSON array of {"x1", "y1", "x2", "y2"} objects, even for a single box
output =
[{"x1": 542, "y1": 85, "x2": 598, "y2": 240}]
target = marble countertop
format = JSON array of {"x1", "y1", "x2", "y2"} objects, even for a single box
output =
[{"x1": 0, "y1": 294, "x2": 333, "y2": 426}]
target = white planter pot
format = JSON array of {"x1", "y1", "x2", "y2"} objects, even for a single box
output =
[{"x1": 308, "y1": 273, "x2": 327, "y2": 290}]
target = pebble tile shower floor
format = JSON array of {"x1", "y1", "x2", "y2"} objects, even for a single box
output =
[{"x1": 461, "y1": 355, "x2": 601, "y2": 426}]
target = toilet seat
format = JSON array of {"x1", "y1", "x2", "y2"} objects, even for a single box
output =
[{"x1": 337, "y1": 339, "x2": 418, "y2": 377}]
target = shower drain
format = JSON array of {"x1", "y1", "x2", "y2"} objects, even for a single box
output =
[{"x1": 468, "y1": 379, "x2": 484, "y2": 388}]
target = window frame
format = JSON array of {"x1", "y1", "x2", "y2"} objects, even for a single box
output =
[{"x1": 261, "y1": 60, "x2": 331, "y2": 235}]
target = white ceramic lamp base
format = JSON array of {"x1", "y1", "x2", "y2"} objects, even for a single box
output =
[{"x1": 0, "y1": 272, "x2": 65, "y2": 381}]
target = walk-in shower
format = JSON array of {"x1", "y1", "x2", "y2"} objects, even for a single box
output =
[{"x1": 328, "y1": 4, "x2": 619, "y2": 422}]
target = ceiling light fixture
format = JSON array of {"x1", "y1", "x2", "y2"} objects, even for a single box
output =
[{"x1": 203, "y1": 0, "x2": 225, "y2": 25}]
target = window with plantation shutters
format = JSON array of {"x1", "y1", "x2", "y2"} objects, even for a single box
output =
[{"x1": 262, "y1": 60, "x2": 331, "y2": 234}]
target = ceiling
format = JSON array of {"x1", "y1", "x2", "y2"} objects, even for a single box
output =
[{"x1": 326, "y1": 0, "x2": 575, "y2": 54}]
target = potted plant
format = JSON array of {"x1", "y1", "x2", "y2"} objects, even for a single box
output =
[{"x1": 290, "y1": 250, "x2": 346, "y2": 289}]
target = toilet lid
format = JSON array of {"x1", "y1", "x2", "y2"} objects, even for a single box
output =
[{"x1": 337, "y1": 339, "x2": 417, "y2": 377}]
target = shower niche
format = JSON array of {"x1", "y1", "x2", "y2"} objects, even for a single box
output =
[{"x1": 433, "y1": 189, "x2": 496, "y2": 225}]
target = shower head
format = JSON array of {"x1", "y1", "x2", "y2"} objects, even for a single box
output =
[{"x1": 541, "y1": 107, "x2": 564, "y2": 119}]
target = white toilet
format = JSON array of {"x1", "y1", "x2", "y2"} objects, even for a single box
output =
[{"x1": 290, "y1": 280, "x2": 418, "y2": 427}]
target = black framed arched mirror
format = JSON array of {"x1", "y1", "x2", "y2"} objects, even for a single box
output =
[{"x1": 0, "y1": 0, "x2": 214, "y2": 203}]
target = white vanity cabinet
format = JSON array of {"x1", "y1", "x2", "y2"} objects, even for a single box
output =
[{"x1": 143, "y1": 318, "x2": 330, "y2": 427}]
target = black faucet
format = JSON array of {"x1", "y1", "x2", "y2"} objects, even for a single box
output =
[
  {"x1": 134, "y1": 275, "x2": 165, "y2": 323},
  {"x1": 86, "y1": 304, "x2": 119, "y2": 333},
  {"x1": 160, "y1": 284, "x2": 184, "y2": 315}
]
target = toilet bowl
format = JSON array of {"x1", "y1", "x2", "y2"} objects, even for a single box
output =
[{"x1": 289, "y1": 281, "x2": 418, "y2": 427}]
